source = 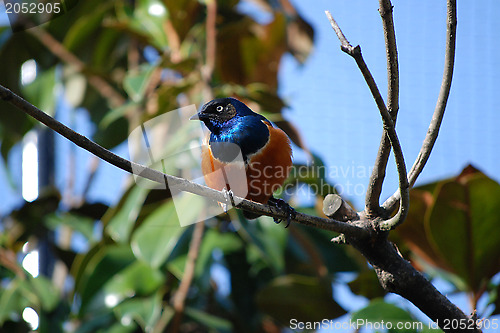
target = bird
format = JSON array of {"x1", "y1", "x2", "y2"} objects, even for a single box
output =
[{"x1": 190, "y1": 97, "x2": 295, "y2": 226}]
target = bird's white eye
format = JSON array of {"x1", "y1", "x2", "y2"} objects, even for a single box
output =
[{"x1": 216, "y1": 105, "x2": 224, "y2": 112}]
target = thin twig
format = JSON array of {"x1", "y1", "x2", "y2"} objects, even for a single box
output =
[
  {"x1": 324, "y1": 11, "x2": 350, "y2": 49},
  {"x1": 170, "y1": 3, "x2": 217, "y2": 331},
  {"x1": 205, "y1": 0, "x2": 217, "y2": 80},
  {"x1": 28, "y1": 27, "x2": 126, "y2": 108},
  {"x1": 365, "y1": 0, "x2": 399, "y2": 216},
  {"x1": 0, "y1": 84, "x2": 367, "y2": 238},
  {"x1": 382, "y1": 0, "x2": 457, "y2": 213},
  {"x1": 200, "y1": 0, "x2": 217, "y2": 102},
  {"x1": 379, "y1": 0, "x2": 399, "y2": 119},
  {"x1": 171, "y1": 222, "x2": 205, "y2": 333},
  {"x1": 325, "y1": 11, "x2": 409, "y2": 229},
  {"x1": 81, "y1": 157, "x2": 100, "y2": 200}
]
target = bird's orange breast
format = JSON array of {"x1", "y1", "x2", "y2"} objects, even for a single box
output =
[{"x1": 201, "y1": 121, "x2": 292, "y2": 204}]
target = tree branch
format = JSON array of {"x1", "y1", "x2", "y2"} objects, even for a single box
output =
[
  {"x1": 201, "y1": 0, "x2": 217, "y2": 102},
  {"x1": 325, "y1": 11, "x2": 409, "y2": 230},
  {"x1": 348, "y1": 233, "x2": 481, "y2": 333},
  {"x1": 382, "y1": 0, "x2": 457, "y2": 213},
  {"x1": 0, "y1": 84, "x2": 367, "y2": 238},
  {"x1": 322, "y1": 5, "x2": 478, "y2": 332},
  {"x1": 171, "y1": 222, "x2": 205, "y2": 333},
  {"x1": 365, "y1": 0, "x2": 399, "y2": 217}
]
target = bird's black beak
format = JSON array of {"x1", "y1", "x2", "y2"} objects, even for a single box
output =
[{"x1": 190, "y1": 112, "x2": 214, "y2": 121}]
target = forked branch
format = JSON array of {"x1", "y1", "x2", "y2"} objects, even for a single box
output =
[
  {"x1": 365, "y1": 0, "x2": 399, "y2": 216},
  {"x1": 325, "y1": 11, "x2": 409, "y2": 229},
  {"x1": 382, "y1": 0, "x2": 457, "y2": 213},
  {"x1": 323, "y1": 3, "x2": 477, "y2": 332}
]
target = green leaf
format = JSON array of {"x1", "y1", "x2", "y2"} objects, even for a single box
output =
[
  {"x1": 130, "y1": 200, "x2": 184, "y2": 268},
  {"x1": 74, "y1": 244, "x2": 136, "y2": 315},
  {"x1": 244, "y1": 83, "x2": 286, "y2": 114},
  {"x1": 113, "y1": 0, "x2": 169, "y2": 50},
  {"x1": 0, "y1": 33, "x2": 41, "y2": 160},
  {"x1": 351, "y1": 299, "x2": 415, "y2": 332},
  {"x1": 45, "y1": 212, "x2": 96, "y2": 242},
  {"x1": 288, "y1": 225, "x2": 360, "y2": 275},
  {"x1": 282, "y1": 153, "x2": 336, "y2": 197},
  {"x1": 72, "y1": 310, "x2": 116, "y2": 333},
  {"x1": 63, "y1": 70, "x2": 87, "y2": 107},
  {"x1": 2, "y1": 276, "x2": 59, "y2": 323},
  {"x1": 105, "y1": 185, "x2": 150, "y2": 243},
  {"x1": 26, "y1": 275, "x2": 60, "y2": 311},
  {"x1": 92, "y1": 114, "x2": 129, "y2": 150},
  {"x1": 168, "y1": 228, "x2": 243, "y2": 283},
  {"x1": 105, "y1": 261, "x2": 164, "y2": 298},
  {"x1": 286, "y1": 14, "x2": 314, "y2": 64},
  {"x1": 153, "y1": 79, "x2": 196, "y2": 117},
  {"x1": 421, "y1": 326, "x2": 444, "y2": 333},
  {"x1": 63, "y1": 2, "x2": 113, "y2": 52},
  {"x1": 348, "y1": 269, "x2": 386, "y2": 300},
  {"x1": 21, "y1": 67, "x2": 57, "y2": 116},
  {"x1": 256, "y1": 274, "x2": 345, "y2": 323},
  {"x1": 166, "y1": 254, "x2": 188, "y2": 280},
  {"x1": 426, "y1": 167, "x2": 500, "y2": 292},
  {"x1": 92, "y1": 28, "x2": 122, "y2": 68},
  {"x1": 123, "y1": 64, "x2": 157, "y2": 102},
  {"x1": 104, "y1": 322, "x2": 138, "y2": 333},
  {"x1": 395, "y1": 189, "x2": 452, "y2": 271},
  {"x1": 237, "y1": 216, "x2": 287, "y2": 274},
  {"x1": 0, "y1": 279, "x2": 29, "y2": 324},
  {"x1": 184, "y1": 306, "x2": 232, "y2": 333},
  {"x1": 113, "y1": 292, "x2": 163, "y2": 331},
  {"x1": 99, "y1": 101, "x2": 140, "y2": 129},
  {"x1": 397, "y1": 165, "x2": 500, "y2": 297},
  {"x1": 195, "y1": 229, "x2": 243, "y2": 278}
]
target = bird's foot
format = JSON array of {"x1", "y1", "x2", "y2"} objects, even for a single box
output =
[
  {"x1": 221, "y1": 188, "x2": 235, "y2": 213},
  {"x1": 268, "y1": 197, "x2": 296, "y2": 228}
]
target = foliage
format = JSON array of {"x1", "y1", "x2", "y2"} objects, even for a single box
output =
[
  {"x1": 0, "y1": 0, "x2": 499, "y2": 332},
  {"x1": 394, "y1": 165, "x2": 500, "y2": 311}
]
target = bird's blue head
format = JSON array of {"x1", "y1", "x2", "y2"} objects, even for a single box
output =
[
  {"x1": 190, "y1": 97, "x2": 270, "y2": 161},
  {"x1": 190, "y1": 97, "x2": 258, "y2": 135}
]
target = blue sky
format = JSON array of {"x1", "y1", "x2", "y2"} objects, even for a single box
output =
[{"x1": 279, "y1": 0, "x2": 500, "y2": 210}]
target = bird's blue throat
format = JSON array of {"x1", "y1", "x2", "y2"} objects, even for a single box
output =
[{"x1": 207, "y1": 115, "x2": 270, "y2": 163}]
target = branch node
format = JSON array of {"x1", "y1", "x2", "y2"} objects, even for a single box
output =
[
  {"x1": 323, "y1": 194, "x2": 359, "y2": 222},
  {"x1": 378, "y1": 4, "x2": 394, "y2": 18},
  {"x1": 378, "y1": 218, "x2": 395, "y2": 231},
  {"x1": 352, "y1": 45, "x2": 362, "y2": 55},
  {"x1": 331, "y1": 234, "x2": 348, "y2": 244}
]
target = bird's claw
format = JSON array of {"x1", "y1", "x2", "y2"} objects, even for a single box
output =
[
  {"x1": 221, "y1": 188, "x2": 235, "y2": 213},
  {"x1": 268, "y1": 197, "x2": 296, "y2": 228}
]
